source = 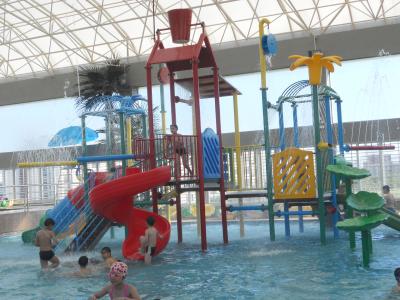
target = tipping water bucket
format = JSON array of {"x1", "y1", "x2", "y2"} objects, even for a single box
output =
[{"x1": 167, "y1": 9, "x2": 192, "y2": 44}]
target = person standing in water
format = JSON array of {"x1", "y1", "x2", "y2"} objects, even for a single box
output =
[
  {"x1": 139, "y1": 216, "x2": 163, "y2": 264},
  {"x1": 35, "y1": 218, "x2": 60, "y2": 269},
  {"x1": 383, "y1": 185, "x2": 397, "y2": 212}
]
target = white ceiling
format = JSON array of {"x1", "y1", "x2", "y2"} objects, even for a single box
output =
[{"x1": 0, "y1": 0, "x2": 399, "y2": 78}]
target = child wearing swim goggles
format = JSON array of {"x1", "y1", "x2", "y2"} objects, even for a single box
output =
[{"x1": 89, "y1": 262, "x2": 141, "y2": 300}]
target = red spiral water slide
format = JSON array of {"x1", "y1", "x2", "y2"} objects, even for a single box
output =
[{"x1": 90, "y1": 166, "x2": 171, "y2": 260}]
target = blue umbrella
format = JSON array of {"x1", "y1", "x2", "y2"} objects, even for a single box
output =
[{"x1": 48, "y1": 126, "x2": 98, "y2": 147}]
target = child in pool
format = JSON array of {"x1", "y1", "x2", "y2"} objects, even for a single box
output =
[
  {"x1": 35, "y1": 218, "x2": 60, "y2": 269},
  {"x1": 139, "y1": 216, "x2": 163, "y2": 264},
  {"x1": 89, "y1": 262, "x2": 141, "y2": 300},
  {"x1": 383, "y1": 185, "x2": 397, "y2": 212},
  {"x1": 101, "y1": 246, "x2": 118, "y2": 268},
  {"x1": 394, "y1": 268, "x2": 400, "y2": 293},
  {"x1": 71, "y1": 256, "x2": 92, "y2": 277}
]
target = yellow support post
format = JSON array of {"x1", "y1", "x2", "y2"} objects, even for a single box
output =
[
  {"x1": 233, "y1": 93, "x2": 244, "y2": 237},
  {"x1": 258, "y1": 19, "x2": 270, "y2": 90}
]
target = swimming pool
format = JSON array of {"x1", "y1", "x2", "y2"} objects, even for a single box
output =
[{"x1": 1, "y1": 220, "x2": 399, "y2": 299}]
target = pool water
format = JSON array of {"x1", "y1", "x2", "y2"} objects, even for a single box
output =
[{"x1": 1, "y1": 221, "x2": 400, "y2": 300}]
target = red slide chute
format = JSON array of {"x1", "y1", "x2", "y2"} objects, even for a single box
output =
[{"x1": 90, "y1": 166, "x2": 171, "y2": 260}]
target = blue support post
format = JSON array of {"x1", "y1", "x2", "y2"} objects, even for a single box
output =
[
  {"x1": 292, "y1": 103, "x2": 299, "y2": 148},
  {"x1": 325, "y1": 96, "x2": 339, "y2": 238},
  {"x1": 292, "y1": 103, "x2": 304, "y2": 233},
  {"x1": 284, "y1": 201, "x2": 290, "y2": 238},
  {"x1": 336, "y1": 99, "x2": 345, "y2": 155},
  {"x1": 278, "y1": 103, "x2": 286, "y2": 150},
  {"x1": 278, "y1": 103, "x2": 290, "y2": 238}
]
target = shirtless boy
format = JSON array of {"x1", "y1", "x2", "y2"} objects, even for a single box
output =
[
  {"x1": 35, "y1": 218, "x2": 60, "y2": 269},
  {"x1": 101, "y1": 247, "x2": 117, "y2": 268},
  {"x1": 139, "y1": 216, "x2": 163, "y2": 265}
]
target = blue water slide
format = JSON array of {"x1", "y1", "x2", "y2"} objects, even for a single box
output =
[{"x1": 46, "y1": 196, "x2": 80, "y2": 234}]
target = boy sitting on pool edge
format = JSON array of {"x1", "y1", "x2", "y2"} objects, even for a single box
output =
[{"x1": 35, "y1": 218, "x2": 60, "y2": 269}]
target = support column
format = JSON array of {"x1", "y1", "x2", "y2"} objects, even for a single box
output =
[
  {"x1": 278, "y1": 104, "x2": 290, "y2": 238},
  {"x1": 119, "y1": 112, "x2": 127, "y2": 176},
  {"x1": 146, "y1": 65, "x2": 158, "y2": 214},
  {"x1": 325, "y1": 96, "x2": 339, "y2": 238},
  {"x1": 160, "y1": 68, "x2": 167, "y2": 135},
  {"x1": 126, "y1": 117, "x2": 133, "y2": 167},
  {"x1": 292, "y1": 103, "x2": 304, "y2": 233},
  {"x1": 169, "y1": 71, "x2": 182, "y2": 243},
  {"x1": 233, "y1": 92, "x2": 244, "y2": 237},
  {"x1": 169, "y1": 72, "x2": 177, "y2": 126},
  {"x1": 105, "y1": 116, "x2": 112, "y2": 170},
  {"x1": 193, "y1": 59, "x2": 207, "y2": 251},
  {"x1": 159, "y1": 67, "x2": 170, "y2": 222},
  {"x1": 81, "y1": 116, "x2": 89, "y2": 203},
  {"x1": 361, "y1": 230, "x2": 370, "y2": 267},
  {"x1": 213, "y1": 67, "x2": 228, "y2": 244},
  {"x1": 312, "y1": 85, "x2": 326, "y2": 245},
  {"x1": 336, "y1": 99, "x2": 345, "y2": 155},
  {"x1": 345, "y1": 178, "x2": 356, "y2": 249},
  {"x1": 258, "y1": 38, "x2": 275, "y2": 242}
]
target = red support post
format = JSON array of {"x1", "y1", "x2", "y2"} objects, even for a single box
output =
[
  {"x1": 169, "y1": 72, "x2": 177, "y2": 126},
  {"x1": 146, "y1": 65, "x2": 158, "y2": 214},
  {"x1": 192, "y1": 59, "x2": 207, "y2": 251},
  {"x1": 213, "y1": 67, "x2": 228, "y2": 244},
  {"x1": 169, "y1": 71, "x2": 182, "y2": 243}
]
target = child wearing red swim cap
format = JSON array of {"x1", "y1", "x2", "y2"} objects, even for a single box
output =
[{"x1": 89, "y1": 261, "x2": 141, "y2": 300}]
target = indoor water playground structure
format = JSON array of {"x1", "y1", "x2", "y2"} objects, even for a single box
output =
[{"x1": 16, "y1": 10, "x2": 400, "y2": 269}]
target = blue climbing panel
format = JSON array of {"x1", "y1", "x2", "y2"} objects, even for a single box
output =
[{"x1": 202, "y1": 128, "x2": 220, "y2": 179}]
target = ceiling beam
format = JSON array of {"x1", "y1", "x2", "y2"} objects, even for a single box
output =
[{"x1": 0, "y1": 21, "x2": 399, "y2": 106}]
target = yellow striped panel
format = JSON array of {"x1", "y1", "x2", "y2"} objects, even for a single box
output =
[{"x1": 272, "y1": 148, "x2": 316, "y2": 200}]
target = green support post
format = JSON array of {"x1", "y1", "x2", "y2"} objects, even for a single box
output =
[
  {"x1": 312, "y1": 85, "x2": 326, "y2": 245},
  {"x1": 262, "y1": 88, "x2": 275, "y2": 241},
  {"x1": 345, "y1": 178, "x2": 356, "y2": 249},
  {"x1": 81, "y1": 116, "x2": 89, "y2": 203},
  {"x1": 258, "y1": 19, "x2": 275, "y2": 241},
  {"x1": 361, "y1": 230, "x2": 370, "y2": 267},
  {"x1": 119, "y1": 112, "x2": 127, "y2": 176},
  {"x1": 110, "y1": 227, "x2": 115, "y2": 239},
  {"x1": 367, "y1": 230, "x2": 373, "y2": 254},
  {"x1": 142, "y1": 115, "x2": 148, "y2": 138}
]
